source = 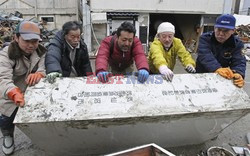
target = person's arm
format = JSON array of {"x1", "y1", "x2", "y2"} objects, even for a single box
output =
[
  {"x1": 132, "y1": 37, "x2": 149, "y2": 71},
  {"x1": 95, "y1": 36, "x2": 112, "y2": 74},
  {"x1": 45, "y1": 33, "x2": 64, "y2": 83},
  {"x1": 26, "y1": 48, "x2": 46, "y2": 86},
  {"x1": 230, "y1": 40, "x2": 246, "y2": 78},
  {"x1": 149, "y1": 39, "x2": 173, "y2": 81},
  {"x1": 196, "y1": 35, "x2": 221, "y2": 72},
  {"x1": 149, "y1": 39, "x2": 167, "y2": 71},
  {"x1": 45, "y1": 33, "x2": 63, "y2": 75},
  {"x1": 175, "y1": 38, "x2": 195, "y2": 68},
  {"x1": 0, "y1": 48, "x2": 20, "y2": 100}
]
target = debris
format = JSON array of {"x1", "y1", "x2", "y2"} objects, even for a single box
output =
[
  {"x1": 184, "y1": 39, "x2": 196, "y2": 53},
  {"x1": 0, "y1": 11, "x2": 58, "y2": 49},
  {"x1": 207, "y1": 146, "x2": 234, "y2": 156},
  {"x1": 232, "y1": 146, "x2": 250, "y2": 156},
  {"x1": 245, "y1": 148, "x2": 250, "y2": 156},
  {"x1": 232, "y1": 146, "x2": 244, "y2": 155},
  {"x1": 106, "y1": 143, "x2": 175, "y2": 156},
  {"x1": 236, "y1": 24, "x2": 250, "y2": 43},
  {"x1": 245, "y1": 55, "x2": 250, "y2": 62}
]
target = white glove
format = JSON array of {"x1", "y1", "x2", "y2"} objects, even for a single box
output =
[
  {"x1": 159, "y1": 65, "x2": 174, "y2": 82},
  {"x1": 46, "y1": 72, "x2": 62, "y2": 83},
  {"x1": 185, "y1": 64, "x2": 196, "y2": 73}
]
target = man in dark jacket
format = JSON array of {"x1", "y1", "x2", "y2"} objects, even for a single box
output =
[
  {"x1": 196, "y1": 14, "x2": 246, "y2": 88},
  {"x1": 95, "y1": 21, "x2": 149, "y2": 83},
  {"x1": 45, "y1": 21, "x2": 92, "y2": 83}
]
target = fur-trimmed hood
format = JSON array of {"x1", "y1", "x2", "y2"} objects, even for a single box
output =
[{"x1": 8, "y1": 41, "x2": 47, "y2": 60}]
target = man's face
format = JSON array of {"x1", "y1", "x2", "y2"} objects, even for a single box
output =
[
  {"x1": 15, "y1": 36, "x2": 39, "y2": 54},
  {"x1": 117, "y1": 31, "x2": 134, "y2": 52},
  {"x1": 158, "y1": 32, "x2": 174, "y2": 49},
  {"x1": 214, "y1": 27, "x2": 235, "y2": 44},
  {"x1": 65, "y1": 29, "x2": 81, "y2": 48}
]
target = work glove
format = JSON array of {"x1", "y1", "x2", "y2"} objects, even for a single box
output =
[
  {"x1": 97, "y1": 71, "x2": 111, "y2": 83},
  {"x1": 185, "y1": 64, "x2": 196, "y2": 73},
  {"x1": 7, "y1": 88, "x2": 25, "y2": 107},
  {"x1": 215, "y1": 67, "x2": 234, "y2": 79},
  {"x1": 137, "y1": 69, "x2": 149, "y2": 83},
  {"x1": 159, "y1": 65, "x2": 174, "y2": 82},
  {"x1": 26, "y1": 72, "x2": 45, "y2": 86},
  {"x1": 46, "y1": 72, "x2": 62, "y2": 83},
  {"x1": 233, "y1": 73, "x2": 244, "y2": 88}
]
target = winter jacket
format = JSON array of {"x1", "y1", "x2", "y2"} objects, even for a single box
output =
[
  {"x1": 148, "y1": 37, "x2": 195, "y2": 73},
  {"x1": 196, "y1": 32, "x2": 246, "y2": 77},
  {"x1": 0, "y1": 42, "x2": 46, "y2": 117},
  {"x1": 95, "y1": 35, "x2": 149, "y2": 74},
  {"x1": 45, "y1": 31, "x2": 92, "y2": 77}
]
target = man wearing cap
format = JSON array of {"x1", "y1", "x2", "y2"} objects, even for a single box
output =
[
  {"x1": 45, "y1": 21, "x2": 92, "y2": 83},
  {"x1": 196, "y1": 14, "x2": 246, "y2": 88},
  {"x1": 148, "y1": 22, "x2": 196, "y2": 81},
  {"x1": 0, "y1": 21, "x2": 46, "y2": 155}
]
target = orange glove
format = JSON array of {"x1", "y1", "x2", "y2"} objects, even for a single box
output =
[
  {"x1": 7, "y1": 88, "x2": 25, "y2": 107},
  {"x1": 215, "y1": 67, "x2": 234, "y2": 79},
  {"x1": 26, "y1": 72, "x2": 45, "y2": 86},
  {"x1": 233, "y1": 73, "x2": 244, "y2": 88}
]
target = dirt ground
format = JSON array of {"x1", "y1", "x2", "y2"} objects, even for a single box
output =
[{"x1": 0, "y1": 57, "x2": 249, "y2": 156}]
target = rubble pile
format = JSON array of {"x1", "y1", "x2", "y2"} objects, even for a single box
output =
[
  {"x1": 184, "y1": 39, "x2": 196, "y2": 53},
  {"x1": 0, "y1": 11, "x2": 22, "y2": 49},
  {"x1": 0, "y1": 11, "x2": 57, "y2": 49},
  {"x1": 236, "y1": 24, "x2": 250, "y2": 43}
]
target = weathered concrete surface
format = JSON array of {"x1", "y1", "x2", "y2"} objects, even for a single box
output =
[
  {"x1": 0, "y1": 58, "x2": 249, "y2": 156},
  {"x1": 13, "y1": 73, "x2": 250, "y2": 155}
]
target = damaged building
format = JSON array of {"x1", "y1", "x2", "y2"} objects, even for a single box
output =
[
  {"x1": 87, "y1": 0, "x2": 242, "y2": 55},
  {"x1": 0, "y1": 0, "x2": 82, "y2": 30},
  {"x1": 0, "y1": 0, "x2": 246, "y2": 55}
]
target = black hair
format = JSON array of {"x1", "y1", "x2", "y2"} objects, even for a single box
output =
[
  {"x1": 15, "y1": 33, "x2": 20, "y2": 38},
  {"x1": 116, "y1": 21, "x2": 136, "y2": 37},
  {"x1": 62, "y1": 21, "x2": 82, "y2": 36}
]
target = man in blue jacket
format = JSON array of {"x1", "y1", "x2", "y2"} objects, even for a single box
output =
[
  {"x1": 196, "y1": 14, "x2": 246, "y2": 88},
  {"x1": 45, "y1": 21, "x2": 92, "y2": 83}
]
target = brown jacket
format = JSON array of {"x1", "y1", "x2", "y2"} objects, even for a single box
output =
[{"x1": 0, "y1": 41, "x2": 46, "y2": 117}]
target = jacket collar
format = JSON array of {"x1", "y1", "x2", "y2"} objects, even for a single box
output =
[
  {"x1": 8, "y1": 41, "x2": 46, "y2": 60},
  {"x1": 155, "y1": 37, "x2": 174, "y2": 51}
]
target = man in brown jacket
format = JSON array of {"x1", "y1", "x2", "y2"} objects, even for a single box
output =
[{"x1": 0, "y1": 21, "x2": 46, "y2": 155}]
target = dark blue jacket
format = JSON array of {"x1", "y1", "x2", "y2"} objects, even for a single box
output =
[
  {"x1": 45, "y1": 31, "x2": 92, "y2": 77},
  {"x1": 196, "y1": 32, "x2": 246, "y2": 78}
]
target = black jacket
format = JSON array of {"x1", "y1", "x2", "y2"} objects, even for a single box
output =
[{"x1": 45, "y1": 31, "x2": 92, "y2": 77}]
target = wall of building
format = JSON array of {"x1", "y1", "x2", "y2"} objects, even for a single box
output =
[
  {"x1": 90, "y1": 0, "x2": 226, "y2": 14},
  {"x1": 0, "y1": 0, "x2": 80, "y2": 29},
  {"x1": 92, "y1": 24, "x2": 107, "y2": 54},
  {"x1": 239, "y1": 0, "x2": 250, "y2": 15}
]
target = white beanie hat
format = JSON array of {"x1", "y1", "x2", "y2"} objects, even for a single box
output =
[{"x1": 157, "y1": 22, "x2": 175, "y2": 34}]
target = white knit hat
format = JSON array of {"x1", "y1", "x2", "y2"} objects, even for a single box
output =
[{"x1": 157, "y1": 22, "x2": 175, "y2": 34}]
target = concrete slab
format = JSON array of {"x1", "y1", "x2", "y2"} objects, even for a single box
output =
[{"x1": 13, "y1": 73, "x2": 250, "y2": 155}]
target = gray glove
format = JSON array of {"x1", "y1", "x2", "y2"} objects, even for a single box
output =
[
  {"x1": 46, "y1": 72, "x2": 62, "y2": 83},
  {"x1": 185, "y1": 64, "x2": 196, "y2": 73}
]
